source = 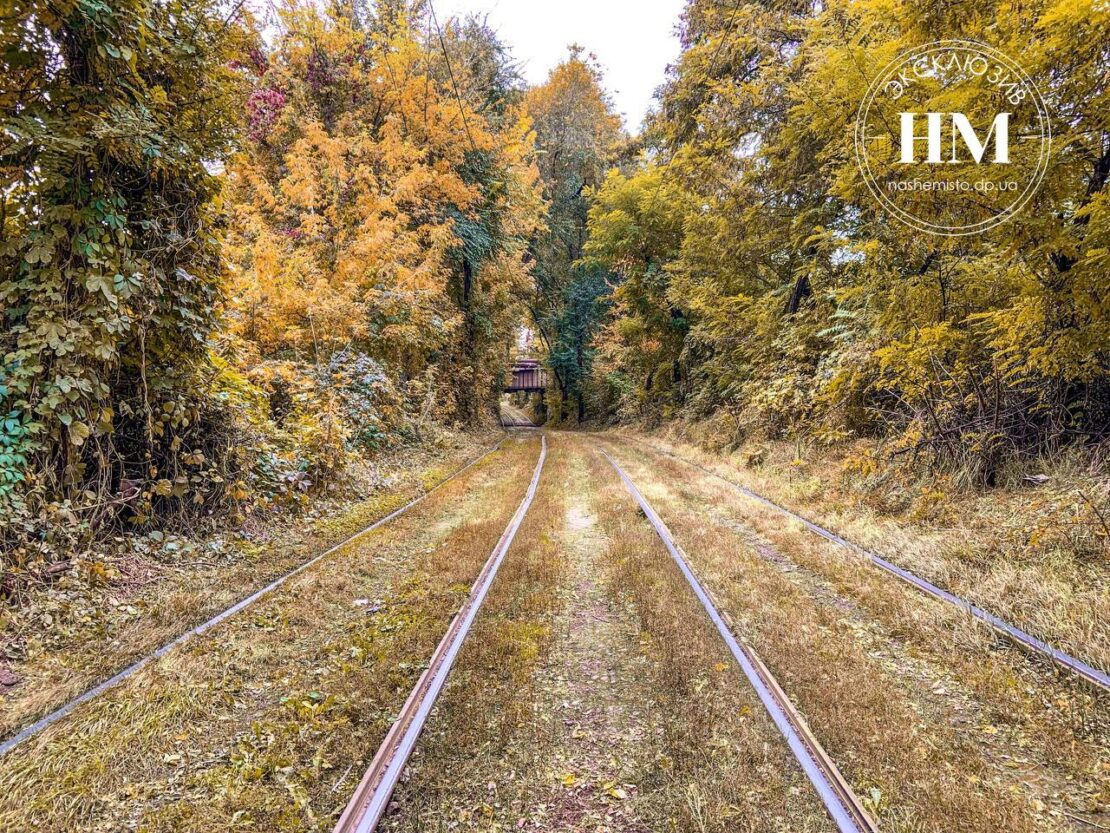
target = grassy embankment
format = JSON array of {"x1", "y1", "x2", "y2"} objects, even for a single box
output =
[{"x1": 628, "y1": 426, "x2": 1109, "y2": 675}]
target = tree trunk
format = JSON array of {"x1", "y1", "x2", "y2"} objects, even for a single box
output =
[{"x1": 784, "y1": 271, "x2": 811, "y2": 315}]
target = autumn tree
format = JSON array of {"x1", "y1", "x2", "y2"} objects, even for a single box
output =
[
  {"x1": 584, "y1": 0, "x2": 1109, "y2": 479},
  {"x1": 789, "y1": 0, "x2": 1109, "y2": 474},
  {"x1": 581, "y1": 166, "x2": 691, "y2": 421},
  {"x1": 652, "y1": 0, "x2": 839, "y2": 432},
  {"x1": 425, "y1": 13, "x2": 546, "y2": 422},
  {"x1": 224, "y1": 3, "x2": 543, "y2": 436},
  {"x1": 524, "y1": 47, "x2": 623, "y2": 422}
]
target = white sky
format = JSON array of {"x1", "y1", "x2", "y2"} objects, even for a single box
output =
[{"x1": 432, "y1": 0, "x2": 686, "y2": 131}]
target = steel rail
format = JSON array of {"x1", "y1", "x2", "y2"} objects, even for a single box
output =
[
  {"x1": 601, "y1": 450, "x2": 878, "y2": 833},
  {"x1": 334, "y1": 434, "x2": 547, "y2": 833},
  {"x1": 498, "y1": 407, "x2": 537, "y2": 429},
  {"x1": 0, "y1": 437, "x2": 510, "y2": 760},
  {"x1": 622, "y1": 437, "x2": 1110, "y2": 693}
]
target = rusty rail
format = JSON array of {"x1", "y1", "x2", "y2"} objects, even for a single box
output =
[
  {"x1": 334, "y1": 434, "x2": 547, "y2": 833},
  {"x1": 602, "y1": 449, "x2": 878, "y2": 833},
  {"x1": 0, "y1": 437, "x2": 509, "y2": 760},
  {"x1": 620, "y1": 437, "x2": 1110, "y2": 693}
]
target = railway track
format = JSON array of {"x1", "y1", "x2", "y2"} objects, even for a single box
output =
[
  {"x1": 499, "y1": 404, "x2": 537, "y2": 428},
  {"x1": 335, "y1": 437, "x2": 876, "y2": 833},
  {"x1": 12, "y1": 430, "x2": 1100, "y2": 830},
  {"x1": 617, "y1": 436, "x2": 1110, "y2": 693},
  {"x1": 0, "y1": 438, "x2": 508, "y2": 760},
  {"x1": 601, "y1": 449, "x2": 879, "y2": 833},
  {"x1": 334, "y1": 435, "x2": 547, "y2": 833}
]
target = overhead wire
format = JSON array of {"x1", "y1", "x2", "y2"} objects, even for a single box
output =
[{"x1": 427, "y1": 1, "x2": 479, "y2": 155}]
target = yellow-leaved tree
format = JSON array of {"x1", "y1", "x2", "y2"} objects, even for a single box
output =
[
  {"x1": 581, "y1": 0, "x2": 1109, "y2": 482},
  {"x1": 224, "y1": 3, "x2": 544, "y2": 469}
]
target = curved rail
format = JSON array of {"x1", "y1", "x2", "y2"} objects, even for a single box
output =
[
  {"x1": 622, "y1": 437, "x2": 1110, "y2": 693},
  {"x1": 601, "y1": 449, "x2": 878, "y2": 833},
  {"x1": 334, "y1": 434, "x2": 547, "y2": 833},
  {"x1": 0, "y1": 437, "x2": 508, "y2": 759}
]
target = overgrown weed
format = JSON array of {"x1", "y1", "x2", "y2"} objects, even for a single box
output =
[
  {"x1": 0, "y1": 431, "x2": 497, "y2": 740},
  {"x1": 582, "y1": 445, "x2": 832, "y2": 833},
  {"x1": 0, "y1": 436, "x2": 540, "y2": 832},
  {"x1": 607, "y1": 438, "x2": 1102, "y2": 832},
  {"x1": 381, "y1": 434, "x2": 569, "y2": 832}
]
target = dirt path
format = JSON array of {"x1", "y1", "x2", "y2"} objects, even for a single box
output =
[{"x1": 520, "y1": 455, "x2": 656, "y2": 831}]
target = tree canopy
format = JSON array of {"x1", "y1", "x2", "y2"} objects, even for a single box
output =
[
  {"x1": 523, "y1": 47, "x2": 623, "y2": 421},
  {"x1": 0, "y1": 0, "x2": 544, "y2": 565},
  {"x1": 577, "y1": 0, "x2": 1110, "y2": 481},
  {"x1": 3, "y1": 0, "x2": 1106, "y2": 575}
]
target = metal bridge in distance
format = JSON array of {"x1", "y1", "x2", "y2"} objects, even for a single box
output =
[{"x1": 504, "y1": 359, "x2": 547, "y2": 393}]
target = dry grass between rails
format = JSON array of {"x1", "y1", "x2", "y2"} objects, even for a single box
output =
[
  {"x1": 0, "y1": 431, "x2": 500, "y2": 741},
  {"x1": 601, "y1": 439, "x2": 1095, "y2": 833},
  {"x1": 0, "y1": 435, "x2": 540, "y2": 833},
  {"x1": 625, "y1": 429, "x2": 1109, "y2": 677},
  {"x1": 383, "y1": 433, "x2": 832, "y2": 833},
  {"x1": 606, "y1": 437, "x2": 1110, "y2": 794},
  {"x1": 580, "y1": 440, "x2": 835, "y2": 833},
  {"x1": 379, "y1": 433, "x2": 571, "y2": 832}
]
